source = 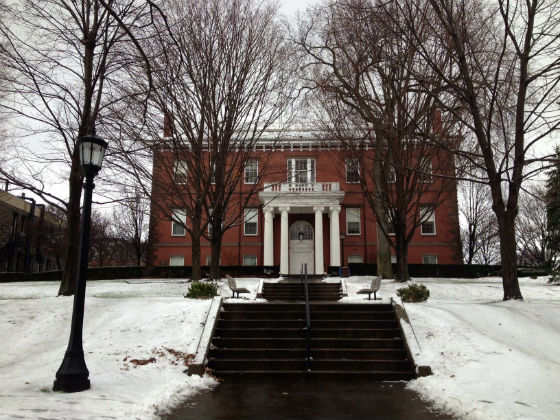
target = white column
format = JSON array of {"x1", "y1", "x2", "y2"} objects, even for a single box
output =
[
  {"x1": 263, "y1": 206, "x2": 275, "y2": 266},
  {"x1": 314, "y1": 206, "x2": 324, "y2": 275},
  {"x1": 330, "y1": 205, "x2": 341, "y2": 266},
  {"x1": 280, "y1": 206, "x2": 290, "y2": 275}
]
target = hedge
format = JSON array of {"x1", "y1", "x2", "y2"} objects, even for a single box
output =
[
  {"x1": 0, "y1": 265, "x2": 280, "y2": 283},
  {"x1": 346, "y1": 263, "x2": 549, "y2": 278},
  {"x1": 0, "y1": 263, "x2": 549, "y2": 283}
]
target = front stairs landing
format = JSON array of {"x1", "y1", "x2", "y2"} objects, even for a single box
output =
[{"x1": 262, "y1": 280, "x2": 343, "y2": 301}]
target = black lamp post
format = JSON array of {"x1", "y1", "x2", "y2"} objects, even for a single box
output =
[
  {"x1": 53, "y1": 127, "x2": 107, "y2": 393},
  {"x1": 340, "y1": 233, "x2": 346, "y2": 267}
]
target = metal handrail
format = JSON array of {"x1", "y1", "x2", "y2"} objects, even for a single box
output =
[{"x1": 301, "y1": 263, "x2": 312, "y2": 372}]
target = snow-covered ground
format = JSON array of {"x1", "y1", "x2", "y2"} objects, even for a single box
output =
[
  {"x1": 0, "y1": 280, "x2": 216, "y2": 420},
  {"x1": 0, "y1": 276, "x2": 559, "y2": 419}
]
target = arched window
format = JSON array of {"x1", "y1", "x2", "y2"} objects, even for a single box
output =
[{"x1": 289, "y1": 220, "x2": 314, "y2": 240}]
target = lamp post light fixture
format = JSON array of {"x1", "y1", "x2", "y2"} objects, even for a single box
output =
[{"x1": 53, "y1": 127, "x2": 107, "y2": 393}]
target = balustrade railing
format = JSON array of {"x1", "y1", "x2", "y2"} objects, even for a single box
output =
[{"x1": 263, "y1": 182, "x2": 340, "y2": 192}]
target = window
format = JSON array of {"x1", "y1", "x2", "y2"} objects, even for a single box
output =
[
  {"x1": 210, "y1": 162, "x2": 216, "y2": 184},
  {"x1": 169, "y1": 255, "x2": 184, "y2": 266},
  {"x1": 421, "y1": 207, "x2": 436, "y2": 235},
  {"x1": 419, "y1": 159, "x2": 433, "y2": 183},
  {"x1": 391, "y1": 255, "x2": 397, "y2": 264},
  {"x1": 387, "y1": 167, "x2": 396, "y2": 183},
  {"x1": 171, "y1": 209, "x2": 186, "y2": 236},
  {"x1": 174, "y1": 160, "x2": 188, "y2": 183},
  {"x1": 423, "y1": 255, "x2": 438, "y2": 264},
  {"x1": 244, "y1": 208, "x2": 258, "y2": 236},
  {"x1": 243, "y1": 255, "x2": 257, "y2": 266},
  {"x1": 245, "y1": 160, "x2": 259, "y2": 184},
  {"x1": 345, "y1": 159, "x2": 360, "y2": 183},
  {"x1": 208, "y1": 208, "x2": 213, "y2": 236},
  {"x1": 348, "y1": 255, "x2": 363, "y2": 264},
  {"x1": 206, "y1": 255, "x2": 221, "y2": 266},
  {"x1": 287, "y1": 158, "x2": 315, "y2": 184},
  {"x1": 346, "y1": 208, "x2": 361, "y2": 235}
]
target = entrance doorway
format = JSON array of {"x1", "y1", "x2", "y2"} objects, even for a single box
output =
[{"x1": 289, "y1": 220, "x2": 314, "y2": 275}]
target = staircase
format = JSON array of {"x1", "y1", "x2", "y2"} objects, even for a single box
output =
[
  {"x1": 262, "y1": 281, "x2": 343, "y2": 301},
  {"x1": 207, "y1": 302, "x2": 416, "y2": 380}
]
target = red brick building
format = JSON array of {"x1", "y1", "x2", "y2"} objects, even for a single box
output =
[{"x1": 148, "y1": 131, "x2": 462, "y2": 274}]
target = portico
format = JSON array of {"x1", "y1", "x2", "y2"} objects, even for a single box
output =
[{"x1": 259, "y1": 182, "x2": 345, "y2": 275}]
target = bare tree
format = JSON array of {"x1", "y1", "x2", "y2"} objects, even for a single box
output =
[
  {"x1": 516, "y1": 184, "x2": 549, "y2": 267},
  {"x1": 111, "y1": 0, "x2": 296, "y2": 280},
  {"x1": 459, "y1": 179, "x2": 500, "y2": 264},
  {"x1": 112, "y1": 191, "x2": 149, "y2": 266},
  {"x1": 0, "y1": 0, "x2": 148, "y2": 294},
  {"x1": 394, "y1": 0, "x2": 560, "y2": 299},
  {"x1": 89, "y1": 210, "x2": 113, "y2": 267},
  {"x1": 296, "y1": 0, "x2": 460, "y2": 280}
]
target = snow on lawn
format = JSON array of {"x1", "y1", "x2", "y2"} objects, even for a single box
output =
[
  {"x1": 1, "y1": 276, "x2": 559, "y2": 420},
  {"x1": 0, "y1": 280, "x2": 216, "y2": 420},
  {"x1": 344, "y1": 276, "x2": 560, "y2": 420}
]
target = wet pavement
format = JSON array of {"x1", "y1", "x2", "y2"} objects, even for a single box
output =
[{"x1": 163, "y1": 376, "x2": 453, "y2": 420}]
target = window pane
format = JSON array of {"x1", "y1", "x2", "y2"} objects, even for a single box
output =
[
  {"x1": 172, "y1": 209, "x2": 186, "y2": 236},
  {"x1": 243, "y1": 255, "x2": 257, "y2": 266},
  {"x1": 169, "y1": 255, "x2": 184, "y2": 266},
  {"x1": 244, "y1": 209, "x2": 258, "y2": 235},
  {"x1": 421, "y1": 207, "x2": 436, "y2": 234},
  {"x1": 347, "y1": 208, "x2": 360, "y2": 235},
  {"x1": 174, "y1": 160, "x2": 188, "y2": 183},
  {"x1": 346, "y1": 159, "x2": 360, "y2": 183},
  {"x1": 348, "y1": 255, "x2": 363, "y2": 263},
  {"x1": 423, "y1": 255, "x2": 438, "y2": 264},
  {"x1": 245, "y1": 161, "x2": 258, "y2": 184}
]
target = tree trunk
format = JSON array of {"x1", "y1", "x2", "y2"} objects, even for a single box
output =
[
  {"x1": 394, "y1": 233, "x2": 409, "y2": 282},
  {"x1": 191, "y1": 221, "x2": 202, "y2": 280},
  {"x1": 376, "y1": 221, "x2": 394, "y2": 279},
  {"x1": 58, "y1": 154, "x2": 82, "y2": 296},
  {"x1": 209, "y1": 233, "x2": 222, "y2": 280},
  {"x1": 497, "y1": 213, "x2": 523, "y2": 300}
]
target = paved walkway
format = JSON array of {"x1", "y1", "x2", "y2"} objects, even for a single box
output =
[{"x1": 163, "y1": 376, "x2": 453, "y2": 420}]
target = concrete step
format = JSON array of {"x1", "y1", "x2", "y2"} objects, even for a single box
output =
[
  {"x1": 208, "y1": 359, "x2": 412, "y2": 372},
  {"x1": 211, "y1": 337, "x2": 406, "y2": 349},
  {"x1": 216, "y1": 319, "x2": 399, "y2": 329},
  {"x1": 208, "y1": 348, "x2": 408, "y2": 360},
  {"x1": 222, "y1": 303, "x2": 393, "y2": 312},
  {"x1": 214, "y1": 328, "x2": 402, "y2": 339},
  {"x1": 209, "y1": 370, "x2": 416, "y2": 380},
  {"x1": 220, "y1": 311, "x2": 397, "y2": 320}
]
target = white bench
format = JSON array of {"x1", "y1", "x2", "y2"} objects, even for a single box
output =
[
  {"x1": 357, "y1": 276, "x2": 381, "y2": 300},
  {"x1": 226, "y1": 275, "x2": 250, "y2": 298}
]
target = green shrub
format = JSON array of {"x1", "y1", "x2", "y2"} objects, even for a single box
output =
[
  {"x1": 185, "y1": 281, "x2": 218, "y2": 299},
  {"x1": 397, "y1": 283, "x2": 430, "y2": 302}
]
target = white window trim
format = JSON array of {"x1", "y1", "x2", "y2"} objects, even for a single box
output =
[
  {"x1": 174, "y1": 160, "x2": 188, "y2": 184},
  {"x1": 287, "y1": 158, "x2": 316, "y2": 184},
  {"x1": 243, "y1": 255, "x2": 258, "y2": 266},
  {"x1": 169, "y1": 255, "x2": 184, "y2": 266},
  {"x1": 422, "y1": 255, "x2": 438, "y2": 264},
  {"x1": 420, "y1": 208, "x2": 436, "y2": 236},
  {"x1": 244, "y1": 160, "x2": 259, "y2": 184},
  {"x1": 244, "y1": 208, "x2": 258, "y2": 236},
  {"x1": 346, "y1": 208, "x2": 361, "y2": 235},
  {"x1": 348, "y1": 255, "x2": 363, "y2": 263},
  {"x1": 171, "y1": 209, "x2": 186, "y2": 237},
  {"x1": 419, "y1": 161, "x2": 433, "y2": 183},
  {"x1": 345, "y1": 159, "x2": 360, "y2": 183}
]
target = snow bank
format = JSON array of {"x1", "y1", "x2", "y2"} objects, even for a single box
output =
[{"x1": 0, "y1": 280, "x2": 216, "y2": 420}]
